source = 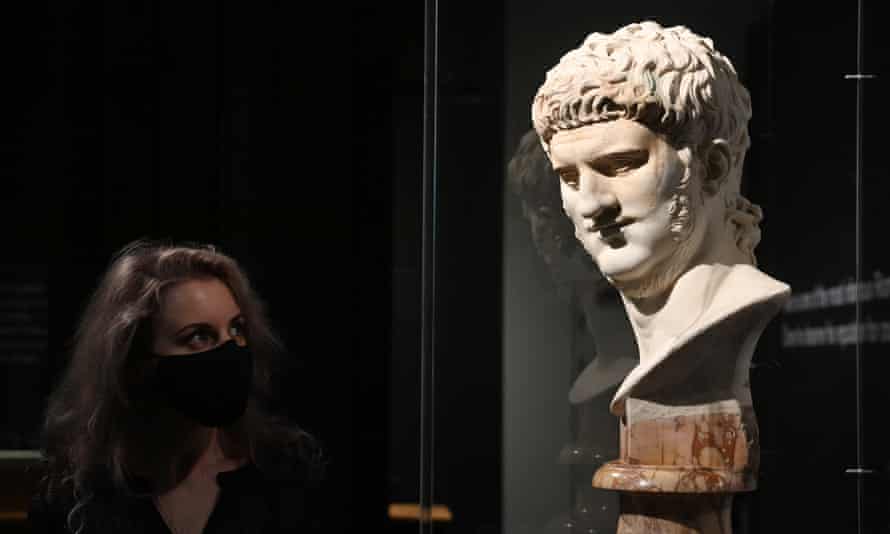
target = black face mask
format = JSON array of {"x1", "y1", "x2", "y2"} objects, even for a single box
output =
[{"x1": 149, "y1": 339, "x2": 254, "y2": 427}]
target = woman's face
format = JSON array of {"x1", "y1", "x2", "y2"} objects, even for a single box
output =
[{"x1": 151, "y1": 277, "x2": 247, "y2": 357}]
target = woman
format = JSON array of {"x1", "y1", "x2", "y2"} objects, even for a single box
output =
[{"x1": 28, "y1": 239, "x2": 326, "y2": 533}]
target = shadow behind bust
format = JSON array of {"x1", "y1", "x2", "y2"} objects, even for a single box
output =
[{"x1": 507, "y1": 130, "x2": 638, "y2": 533}]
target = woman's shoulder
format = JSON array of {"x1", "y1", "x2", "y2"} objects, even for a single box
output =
[
  {"x1": 28, "y1": 487, "x2": 64, "y2": 533},
  {"x1": 218, "y1": 447, "x2": 333, "y2": 533},
  {"x1": 253, "y1": 433, "x2": 327, "y2": 487},
  {"x1": 256, "y1": 459, "x2": 334, "y2": 533},
  {"x1": 28, "y1": 478, "x2": 83, "y2": 534},
  {"x1": 29, "y1": 467, "x2": 152, "y2": 534}
]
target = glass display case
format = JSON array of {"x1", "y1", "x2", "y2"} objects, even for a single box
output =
[
  {"x1": 2, "y1": 2, "x2": 887, "y2": 532},
  {"x1": 386, "y1": 0, "x2": 890, "y2": 532}
]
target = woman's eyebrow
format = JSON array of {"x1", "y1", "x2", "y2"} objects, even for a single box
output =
[{"x1": 174, "y1": 322, "x2": 210, "y2": 336}]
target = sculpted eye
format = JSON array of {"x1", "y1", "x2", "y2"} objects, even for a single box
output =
[
  {"x1": 592, "y1": 149, "x2": 649, "y2": 177},
  {"x1": 556, "y1": 167, "x2": 580, "y2": 190}
]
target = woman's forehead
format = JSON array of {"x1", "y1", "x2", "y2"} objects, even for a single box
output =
[{"x1": 156, "y1": 278, "x2": 241, "y2": 325}]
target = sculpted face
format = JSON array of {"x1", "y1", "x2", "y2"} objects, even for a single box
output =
[{"x1": 548, "y1": 119, "x2": 704, "y2": 297}]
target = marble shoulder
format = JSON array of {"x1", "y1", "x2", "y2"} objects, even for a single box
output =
[{"x1": 709, "y1": 264, "x2": 791, "y2": 319}]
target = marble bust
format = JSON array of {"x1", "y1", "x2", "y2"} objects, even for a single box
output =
[{"x1": 531, "y1": 20, "x2": 790, "y2": 532}]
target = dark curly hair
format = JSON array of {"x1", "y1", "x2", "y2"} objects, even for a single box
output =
[
  {"x1": 507, "y1": 128, "x2": 579, "y2": 261},
  {"x1": 36, "y1": 238, "x2": 322, "y2": 533}
]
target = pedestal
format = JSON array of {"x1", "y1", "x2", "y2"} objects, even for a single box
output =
[
  {"x1": 593, "y1": 398, "x2": 757, "y2": 533},
  {"x1": 616, "y1": 493, "x2": 732, "y2": 534}
]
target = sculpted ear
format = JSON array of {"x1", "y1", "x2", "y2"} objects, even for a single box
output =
[{"x1": 702, "y1": 141, "x2": 731, "y2": 196}]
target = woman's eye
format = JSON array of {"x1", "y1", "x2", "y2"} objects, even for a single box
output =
[
  {"x1": 179, "y1": 329, "x2": 214, "y2": 347},
  {"x1": 230, "y1": 321, "x2": 248, "y2": 341},
  {"x1": 187, "y1": 331, "x2": 212, "y2": 344}
]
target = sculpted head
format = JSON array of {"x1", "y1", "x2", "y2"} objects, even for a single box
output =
[{"x1": 532, "y1": 21, "x2": 762, "y2": 300}]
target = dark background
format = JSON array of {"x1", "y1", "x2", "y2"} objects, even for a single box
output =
[
  {"x1": 3, "y1": 0, "x2": 890, "y2": 533},
  {"x1": 2, "y1": 1, "x2": 391, "y2": 532},
  {"x1": 3, "y1": 0, "x2": 500, "y2": 532}
]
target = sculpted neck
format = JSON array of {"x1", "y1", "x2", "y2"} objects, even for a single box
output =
[
  {"x1": 620, "y1": 263, "x2": 729, "y2": 366},
  {"x1": 617, "y1": 199, "x2": 748, "y2": 365},
  {"x1": 610, "y1": 261, "x2": 790, "y2": 416}
]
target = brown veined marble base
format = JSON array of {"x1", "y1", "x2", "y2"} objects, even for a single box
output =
[
  {"x1": 593, "y1": 461, "x2": 755, "y2": 494},
  {"x1": 592, "y1": 398, "x2": 757, "y2": 533},
  {"x1": 616, "y1": 493, "x2": 732, "y2": 534}
]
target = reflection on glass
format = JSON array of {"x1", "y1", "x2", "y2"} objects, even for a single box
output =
[
  {"x1": 508, "y1": 129, "x2": 637, "y2": 532},
  {"x1": 0, "y1": 271, "x2": 48, "y2": 452}
]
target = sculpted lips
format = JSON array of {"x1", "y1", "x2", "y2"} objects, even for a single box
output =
[{"x1": 590, "y1": 219, "x2": 634, "y2": 237}]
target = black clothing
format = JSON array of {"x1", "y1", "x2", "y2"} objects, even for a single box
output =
[{"x1": 27, "y1": 461, "x2": 327, "y2": 533}]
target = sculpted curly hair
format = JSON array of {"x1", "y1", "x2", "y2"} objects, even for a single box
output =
[
  {"x1": 532, "y1": 21, "x2": 762, "y2": 264},
  {"x1": 36, "y1": 238, "x2": 321, "y2": 533}
]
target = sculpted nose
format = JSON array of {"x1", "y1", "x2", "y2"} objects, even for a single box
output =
[{"x1": 578, "y1": 190, "x2": 620, "y2": 223}]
